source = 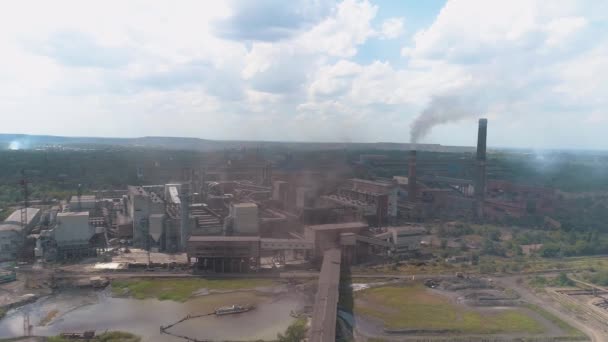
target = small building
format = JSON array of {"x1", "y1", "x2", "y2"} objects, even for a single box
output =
[{"x1": 304, "y1": 221, "x2": 368, "y2": 258}]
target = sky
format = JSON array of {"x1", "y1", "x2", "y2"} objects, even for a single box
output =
[{"x1": 0, "y1": 0, "x2": 607, "y2": 149}]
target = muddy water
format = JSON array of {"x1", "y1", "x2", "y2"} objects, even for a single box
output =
[{"x1": 0, "y1": 289, "x2": 304, "y2": 341}]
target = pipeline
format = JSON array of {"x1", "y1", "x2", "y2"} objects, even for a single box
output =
[{"x1": 160, "y1": 312, "x2": 214, "y2": 332}]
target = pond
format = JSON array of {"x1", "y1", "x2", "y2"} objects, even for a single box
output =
[{"x1": 0, "y1": 289, "x2": 304, "y2": 341}]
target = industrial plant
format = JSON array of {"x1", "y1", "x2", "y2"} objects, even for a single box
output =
[{"x1": 0, "y1": 117, "x2": 604, "y2": 342}]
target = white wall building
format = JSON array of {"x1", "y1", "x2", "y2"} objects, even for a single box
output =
[{"x1": 54, "y1": 212, "x2": 94, "y2": 247}]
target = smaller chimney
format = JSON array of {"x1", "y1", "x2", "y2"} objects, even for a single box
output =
[{"x1": 408, "y1": 150, "x2": 417, "y2": 202}]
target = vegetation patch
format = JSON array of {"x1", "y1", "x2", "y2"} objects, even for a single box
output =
[
  {"x1": 525, "y1": 304, "x2": 585, "y2": 337},
  {"x1": 48, "y1": 331, "x2": 140, "y2": 342},
  {"x1": 529, "y1": 273, "x2": 575, "y2": 288},
  {"x1": 355, "y1": 284, "x2": 544, "y2": 334},
  {"x1": 111, "y1": 278, "x2": 276, "y2": 302},
  {"x1": 277, "y1": 318, "x2": 307, "y2": 342}
]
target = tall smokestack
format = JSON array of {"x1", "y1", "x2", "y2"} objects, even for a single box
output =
[
  {"x1": 475, "y1": 118, "x2": 487, "y2": 219},
  {"x1": 408, "y1": 150, "x2": 417, "y2": 202}
]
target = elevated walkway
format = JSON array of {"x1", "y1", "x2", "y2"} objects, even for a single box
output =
[{"x1": 309, "y1": 249, "x2": 341, "y2": 342}]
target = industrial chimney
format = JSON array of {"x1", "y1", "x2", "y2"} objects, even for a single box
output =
[
  {"x1": 408, "y1": 150, "x2": 417, "y2": 202},
  {"x1": 475, "y1": 118, "x2": 488, "y2": 219}
]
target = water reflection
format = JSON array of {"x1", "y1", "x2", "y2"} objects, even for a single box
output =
[{"x1": 0, "y1": 289, "x2": 303, "y2": 341}]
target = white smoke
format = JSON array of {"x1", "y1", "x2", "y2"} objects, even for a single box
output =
[
  {"x1": 410, "y1": 94, "x2": 482, "y2": 143},
  {"x1": 8, "y1": 141, "x2": 21, "y2": 150}
]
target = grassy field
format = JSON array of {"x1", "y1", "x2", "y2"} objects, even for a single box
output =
[
  {"x1": 355, "y1": 284, "x2": 545, "y2": 334},
  {"x1": 111, "y1": 278, "x2": 276, "y2": 302}
]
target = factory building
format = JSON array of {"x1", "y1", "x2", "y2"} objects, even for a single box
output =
[
  {"x1": 53, "y1": 211, "x2": 95, "y2": 259},
  {"x1": 69, "y1": 195, "x2": 96, "y2": 211},
  {"x1": 228, "y1": 203, "x2": 259, "y2": 235},
  {"x1": 127, "y1": 186, "x2": 165, "y2": 248},
  {"x1": 0, "y1": 208, "x2": 40, "y2": 261},
  {"x1": 321, "y1": 179, "x2": 398, "y2": 225},
  {"x1": 376, "y1": 226, "x2": 427, "y2": 256},
  {"x1": 187, "y1": 236, "x2": 261, "y2": 272}
]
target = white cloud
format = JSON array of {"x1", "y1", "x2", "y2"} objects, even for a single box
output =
[
  {"x1": 0, "y1": 0, "x2": 607, "y2": 148},
  {"x1": 379, "y1": 18, "x2": 405, "y2": 39}
]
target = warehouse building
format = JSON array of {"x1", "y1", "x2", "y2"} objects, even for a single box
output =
[{"x1": 0, "y1": 208, "x2": 40, "y2": 261}]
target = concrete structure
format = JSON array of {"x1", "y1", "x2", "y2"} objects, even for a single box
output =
[
  {"x1": 309, "y1": 248, "x2": 341, "y2": 342},
  {"x1": 304, "y1": 221, "x2": 367, "y2": 258},
  {"x1": 230, "y1": 203, "x2": 259, "y2": 235},
  {"x1": 295, "y1": 187, "x2": 314, "y2": 209},
  {"x1": 149, "y1": 213, "x2": 165, "y2": 244},
  {"x1": 187, "y1": 236, "x2": 261, "y2": 272},
  {"x1": 272, "y1": 180, "x2": 289, "y2": 204},
  {"x1": 54, "y1": 212, "x2": 94, "y2": 247},
  {"x1": 0, "y1": 208, "x2": 41, "y2": 261},
  {"x1": 69, "y1": 195, "x2": 96, "y2": 211}
]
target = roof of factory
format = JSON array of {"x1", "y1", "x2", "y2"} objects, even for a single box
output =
[
  {"x1": 306, "y1": 221, "x2": 368, "y2": 231},
  {"x1": 188, "y1": 236, "x2": 261, "y2": 242},
  {"x1": 351, "y1": 178, "x2": 395, "y2": 187},
  {"x1": 233, "y1": 202, "x2": 258, "y2": 208},
  {"x1": 388, "y1": 226, "x2": 428, "y2": 236},
  {"x1": 4, "y1": 208, "x2": 40, "y2": 225},
  {"x1": 128, "y1": 185, "x2": 149, "y2": 196},
  {"x1": 0, "y1": 223, "x2": 23, "y2": 232},
  {"x1": 57, "y1": 211, "x2": 89, "y2": 217},
  {"x1": 70, "y1": 195, "x2": 96, "y2": 203}
]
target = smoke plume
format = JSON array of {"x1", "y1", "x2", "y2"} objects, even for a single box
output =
[{"x1": 410, "y1": 95, "x2": 479, "y2": 143}]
